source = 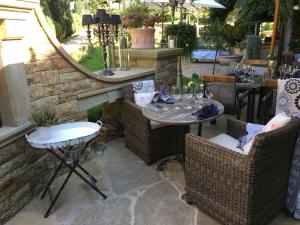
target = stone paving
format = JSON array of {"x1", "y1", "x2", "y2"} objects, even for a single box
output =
[{"x1": 5, "y1": 116, "x2": 300, "y2": 225}]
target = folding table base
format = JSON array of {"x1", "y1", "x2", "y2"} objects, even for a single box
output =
[{"x1": 41, "y1": 149, "x2": 107, "y2": 218}]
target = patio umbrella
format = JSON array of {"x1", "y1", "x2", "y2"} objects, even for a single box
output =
[{"x1": 184, "y1": 0, "x2": 226, "y2": 9}]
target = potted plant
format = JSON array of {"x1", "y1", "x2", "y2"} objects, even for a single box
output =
[
  {"x1": 217, "y1": 22, "x2": 249, "y2": 66},
  {"x1": 204, "y1": 21, "x2": 248, "y2": 69},
  {"x1": 165, "y1": 23, "x2": 197, "y2": 58},
  {"x1": 122, "y1": 4, "x2": 161, "y2": 49},
  {"x1": 31, "y1": 105, "x2": 58, "y2": 140}
]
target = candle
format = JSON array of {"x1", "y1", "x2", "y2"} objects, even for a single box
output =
[{"x1": 169, "y1": 39, "x2": 175, "y2": 48}]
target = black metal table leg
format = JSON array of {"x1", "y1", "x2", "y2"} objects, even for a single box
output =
[
  {"x1": 44, "y1": 161, "x2": 78, "y2": 218},
  {"x1": 77, "y1": 164, "x2": 98, "y2": 184},
  {"x1": 250, "y1": 89, "x2": 256, "y2": 122},
  {"x1": 42, "y1": 147, "x2": 107, "y2": 218},
  {"x1": 41, "y1": 160, "x2": 64, "y2": 200},
  {"x1": 257, "y1": 87, "x2": 267, "y2": 123},
  {"x1": 48, "y1": 149, "x2": 107, "y2": 199},
  {"x1": 247, "y1": 90, "x2": 252, "y2": 122},
  {"x1": 198, "y1": 124, "x2": 202, "y2": 136}
]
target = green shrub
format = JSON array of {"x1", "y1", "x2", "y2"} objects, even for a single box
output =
[
  {"x1": 165, "y1": 23, "x2": 197, "y2": 58},
  {"x1": 31, "y1": 105, "x2": 58, "y2": 127},
  {"x1": 40, "y1": 0, "x2": 74, "y2": 42},
  {"x1": 87, "y1": 105, "x2": 103, "y2": 123},
  {"x1": 247, "y1": 35, "x2": 261, "y2": 59},
  {"x1": 290, "y1": 39, "x2": 300, "y2": 49}
]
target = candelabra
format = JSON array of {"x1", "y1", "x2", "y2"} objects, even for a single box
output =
[{"x1": 82, "y1": 9, "x2": 122, "y2": 76}]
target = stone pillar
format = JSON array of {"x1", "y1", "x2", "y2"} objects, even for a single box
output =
[
  {"x1": 0, "y1": 19, "x2": 30, "y2": 127},
  {"x1": 127, "y1": 48, "x2": 183, "y2": 86}
]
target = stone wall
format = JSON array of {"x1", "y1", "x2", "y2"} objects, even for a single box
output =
[
  {"x1": 0, "y1": 1, "x2": 181, "y2": 224},
  {"x1": 128, "y1": 48, "x2": 182, "y2": 84},
  {"x1": 0, "y1": 136, "x2": 48, "y2": 224}
]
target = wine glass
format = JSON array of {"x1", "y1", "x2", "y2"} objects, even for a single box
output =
[
  {"x1": 182, "y1": 85, "x2": 193, "y2": 99},
  {"x1": 205, "y1": 86, "x2": 214, "y2": 103},
  {"x1": 194, "y1": 84, "x2": 204, "y2": 106},
  {"x1": 170, "y1": 85, "x2": 182, "y2": 101}
]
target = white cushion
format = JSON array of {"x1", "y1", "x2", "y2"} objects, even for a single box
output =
[
  {"x1": 150, "y1": 120, "x2": 168, "y2": 130},
  {"x1": 132, "y1": 80, "x2": 155, "y2": 93},
  {"x1": 209, "y1": 133, "x2": 246, "y2": 155},
  {"x1": 243, "y1": 113, "x2": 291, "y2": 153},
  {"x1": 262, "y1": 112, "x2": 291, "y2": 132},
  {"x1": 134, "y1": 92, "x2": 155, "y2": 107}
]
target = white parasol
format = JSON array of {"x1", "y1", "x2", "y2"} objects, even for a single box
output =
[{"x1": 184, "y1": 0, "x2": 226, "y2": 9}]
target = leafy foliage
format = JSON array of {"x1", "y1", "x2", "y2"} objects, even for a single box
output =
[
  {"x1": 40, "y1": 0, "x2": 74, "y2": 42},
  {"x1": 165, "y1": 23, "x2": 197, "y2": 58},
  {"x1": 31, "y1": 106, "x2": 58, "y2": 127},
  {"x1": 247, "y1": 35, "x2": 261, "y2": 59},
  {"x1": 239, "y1": 0, "x2": 274, "y2": 22},
  {"x1": 122, "y1": 3, "x2": 162, "y2": 28},
  {"x1": 209, "y1": 0, "x2": 237, "y2": 22},
  {"x1": 203, "y1": 20, "x2": 225, "y2": 50},
  {"x1": 220, "y1": 21, "x2": 250, "y2": 48},
  {"x1": 290, "y1": 39, "x2": 300, "y2": 49},
  {"x1": 204, "y1": 20, "x2": 250, "y2": 50},
  {"x1": 87, "y1": 105, "x2": 103, "y2": 122},
  {"x1": 188, "y1": 73, "x2": 203, "y2": 93}
]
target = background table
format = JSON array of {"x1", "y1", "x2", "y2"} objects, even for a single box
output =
[
  {"x1": 236, "y1": 76, "x2": 267, "y2": 122},
  {"x1": 142, "y1": 98, "x2": 224, "y2": 170}
]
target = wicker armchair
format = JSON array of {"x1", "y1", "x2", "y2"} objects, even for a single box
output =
[
  {"x1": 185, "y1": 118, "x2": 300, "y2": 225},
  {"x1": 123, "y1": 84, "x2": 186, "y2": 165}
]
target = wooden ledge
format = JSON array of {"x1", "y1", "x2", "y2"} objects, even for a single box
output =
[
  {"x1": 94, "y1": 67, "x2": 155, "y2": 83},
  {"x1": 128, "y1": 48, "x2": 183, "y2": 60}
]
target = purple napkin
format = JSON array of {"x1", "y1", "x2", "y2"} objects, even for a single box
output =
[
  {"x1": 192, "y1": 104, "x2": 219, "y2": 120},
  {"x1": 151, "y1": 90, "x2": 174, "y2": 104}
]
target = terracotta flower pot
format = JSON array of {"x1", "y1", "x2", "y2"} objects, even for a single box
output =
[{"x1": 129, "y1": 28, "x2": 155, "y2": 49}]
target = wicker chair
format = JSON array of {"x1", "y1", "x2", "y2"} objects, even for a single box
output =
[
  {"x1": 203, "y1": 75, "x2": 250, "y2": 119},
  {"x1": 123, "y1": 83, "x2": 187, "y2": 165},
  {"x1": 185, "y1": 118, "x2": 300, "y2": 225}
]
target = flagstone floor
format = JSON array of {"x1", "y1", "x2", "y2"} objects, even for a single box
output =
[{"x1": 5, "y1": 115, "x2": 299, "y2": 225}]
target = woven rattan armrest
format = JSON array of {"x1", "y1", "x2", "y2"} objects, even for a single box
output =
[
  {"x1": 185, "y1": 133, "x2": 249, "y2": 178},
  {"x1": 185, "y1": 133, "x2": 250, "y2": 177},
  {"x1": 123, "y1": 99, "x2": 150, "y2": 127},
  {"x1": 226, "y1": 118, "x2": 247, "y2": 139}
]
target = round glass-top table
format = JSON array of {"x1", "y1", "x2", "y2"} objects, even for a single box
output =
[
  {"x1": 142, "y1": 98, "x2": 224, "y2": 126},
  {"x1": 142, "y1": 97, "x2": 224, "y2": 170}
]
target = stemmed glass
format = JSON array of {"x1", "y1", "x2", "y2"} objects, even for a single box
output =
[
  {"x1": 194, "y1": 84, "x2": 204, "y2": 106},
  {"x1": 170, "y1": 85, "x2": 182, "y2": 101},
  {"x1": 205, "y1": 86, "x2": 214, "y2": 103},
  {"x1": 182, "y1": 85, "x2": 193, "y2": 99}
]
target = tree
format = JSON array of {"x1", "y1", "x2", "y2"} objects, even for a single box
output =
[
  {"x1": 203, "y1": 20, "x2": 224, "y2": 74},
  {"x1": 209, "y1": 0, "x2": 237, "y2": 22},
  {"x1": 239, "y1": 0, "x2": 274, "y2": 22},
  {"x1": 40, "y1": 0, "x2": 74, "y2": 42}
]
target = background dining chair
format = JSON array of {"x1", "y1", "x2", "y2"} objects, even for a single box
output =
[
  {"x1": 185, "y1": 118, "x2": 300, "y2": 225},
  {"x1": 203, "y1": 75, "x2": 251, "y2": 121}
]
